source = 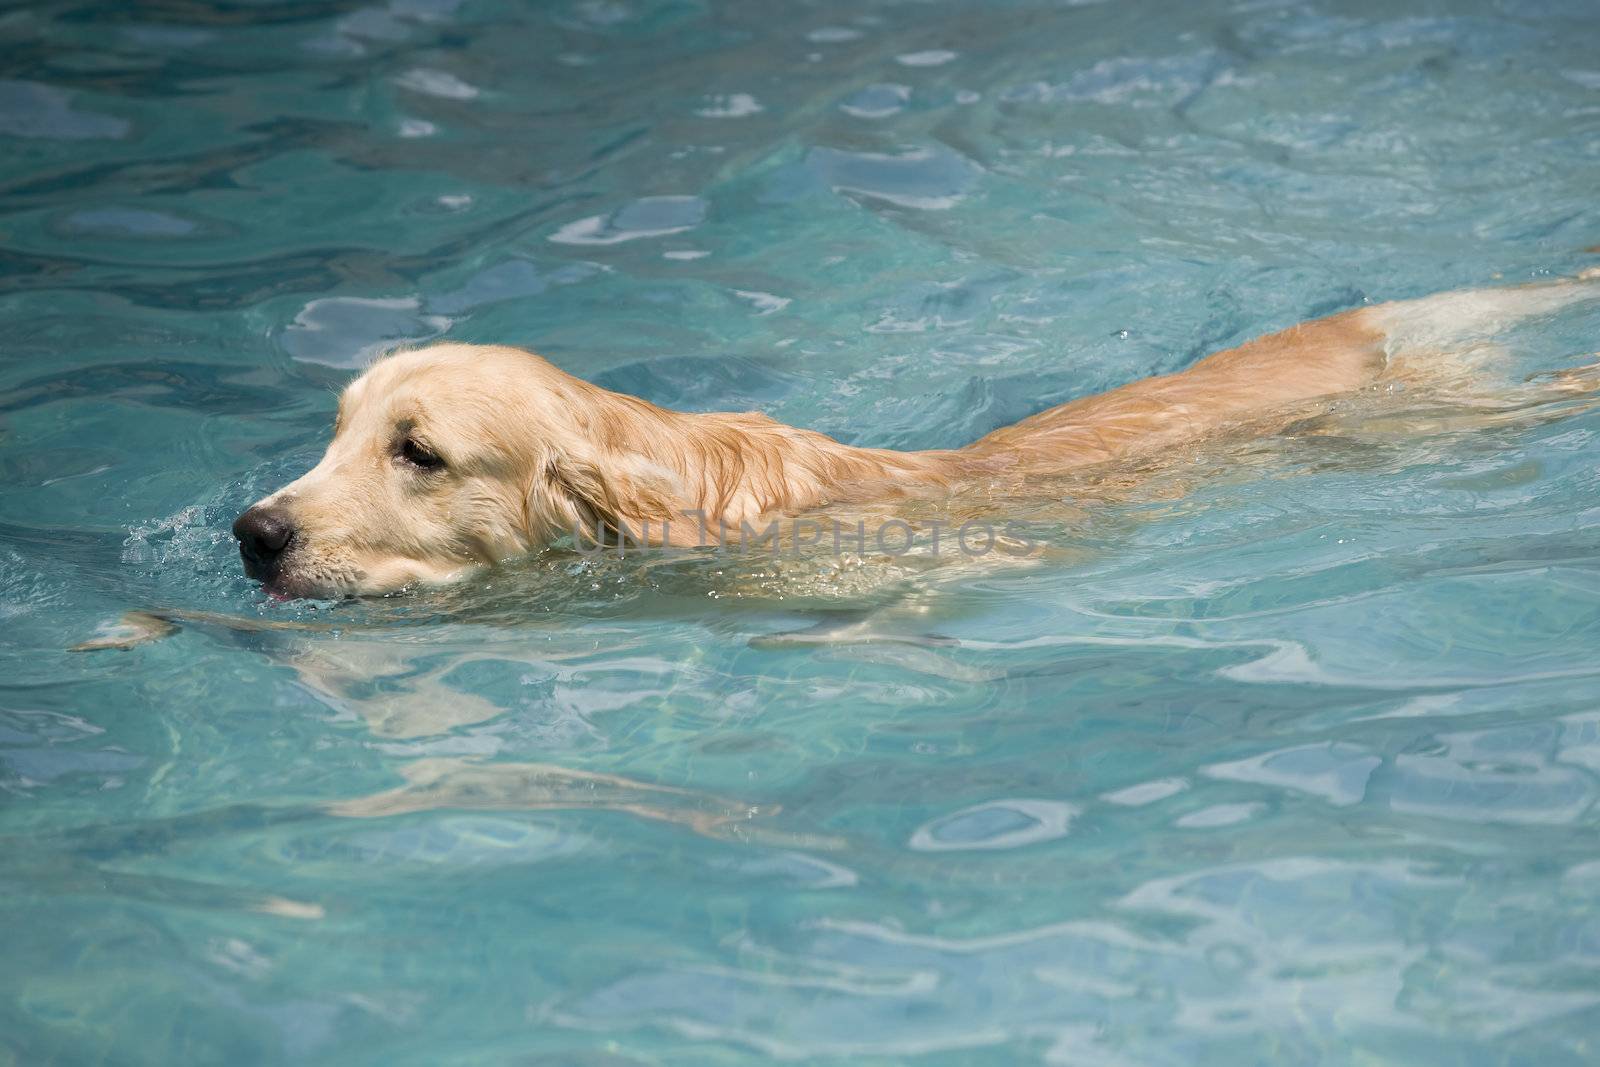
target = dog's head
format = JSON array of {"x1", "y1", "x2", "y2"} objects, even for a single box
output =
[{"x1": 233, "y1": 343, "x2": 678, "y2": 598}]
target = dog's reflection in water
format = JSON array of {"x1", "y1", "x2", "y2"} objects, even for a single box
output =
[{"x1": 328, "y1": 756, "x2": 843, "y2": 848}]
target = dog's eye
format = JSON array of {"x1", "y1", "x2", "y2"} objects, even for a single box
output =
[{"x1": 399, "y1": 437, "x2": 445, "y2": 471}]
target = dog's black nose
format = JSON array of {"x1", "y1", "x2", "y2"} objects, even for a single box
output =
[{"x1": 232, "y1": 507, "x2": 295, "y2": 576}]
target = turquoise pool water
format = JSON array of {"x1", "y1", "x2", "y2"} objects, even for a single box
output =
[{"x1": 5, "y1": 0, "x2": 1600, "y2": 1062}]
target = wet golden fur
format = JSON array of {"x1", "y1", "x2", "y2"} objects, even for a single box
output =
[{"x1": 242, "y1": 274, "x2": 1600, "y2": 597}]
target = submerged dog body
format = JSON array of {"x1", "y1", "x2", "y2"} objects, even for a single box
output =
[{"x1": 235, "y1": 275, "x2": 1600, "y2": 597}]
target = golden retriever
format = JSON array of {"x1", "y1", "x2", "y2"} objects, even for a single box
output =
[{"x1": 234, "y1": 272, "x2": 1600, "y2": 598}]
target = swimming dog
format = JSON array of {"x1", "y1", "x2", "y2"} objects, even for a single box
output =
[{"x1": 234, "y1": 272, "x2": 1600, "y2": 598}]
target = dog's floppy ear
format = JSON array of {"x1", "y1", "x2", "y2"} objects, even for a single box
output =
[{"x1": 539, "y1": 452, "x2": 678, "y2": 547}]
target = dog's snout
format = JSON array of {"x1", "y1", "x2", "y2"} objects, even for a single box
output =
[{"x1": 233, "y1": 506, "x2": 296, "y2": 576}]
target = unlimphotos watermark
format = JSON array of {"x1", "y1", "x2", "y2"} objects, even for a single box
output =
[{"x1": 570, "y1": 511, "x2": 1043, "y2": 558}]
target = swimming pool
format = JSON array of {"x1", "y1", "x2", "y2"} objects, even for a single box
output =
[{"x1": 4, "y1": 0, "x2": 1600, "y2": 1061}]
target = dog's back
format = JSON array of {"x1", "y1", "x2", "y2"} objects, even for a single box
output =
[{"x1": 961, "y1": 272, "x2": 1600, "y2": 475}]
